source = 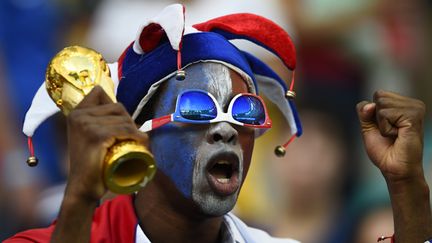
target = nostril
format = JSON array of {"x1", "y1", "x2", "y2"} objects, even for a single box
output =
[
  {"x1": 213, "y1": 133, "x2": 223, "y2": 142},
  {"x1": 227, "y1": 135, "x2": 236, "y2": 144}
]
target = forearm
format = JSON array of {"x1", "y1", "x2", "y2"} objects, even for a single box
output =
[
  {"x1": 51, "y1": 188, "x2": 98, "y2": 243},
  {"x1": 386, "y1": 175, "x2": 432, "y2": 243}
]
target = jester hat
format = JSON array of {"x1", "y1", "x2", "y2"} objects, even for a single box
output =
[{"x1": 23, "y1": 4, "x2": 302, "y2": 161}]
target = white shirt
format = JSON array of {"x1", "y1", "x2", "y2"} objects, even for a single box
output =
[{"x1": 135, "y1": 213, "x2": 300, "y2": 243}]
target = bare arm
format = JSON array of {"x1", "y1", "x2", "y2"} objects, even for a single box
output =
[
  {"x1": 51, "y1": 87, "x2": 148, "y2": 242},
  {"x1": 51, "y1": 194, "x2": 98, "y2": 243},
  {"x1": 357, "y1": 90, "x2": 432, "y2": 242}
]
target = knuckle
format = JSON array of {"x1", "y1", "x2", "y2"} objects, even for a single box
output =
[
  {"x1": 375, "y1": 97, "x2": 390, "y2": 107},
  {"x1": 112, "y1": 103, "x2": 128, "y2": 115},
  {"x1": 92, "y1": 85, "x2": 104, "y2": 94},
  {"x1": 118, "y1": 116, "x2": 134, "y2": 126},
  {"x1": 122, "y1": 124, "x2": 136, "y2": 134},
  {"x1": 84, "y1": 86, "x2": 103, "y2": 101},
  {"x1": 93, "y1": 128, "x2": 112, "y2": 143},
  {"x1": 137, "y1": 132, "x2": 149, "y2": 143},
  {"x1": 68, "y1": 110, "x2": 83, "y2": 125},
  {"x1": 374, "y1": 90, "x2": 386, "y2": 99},
  {"x1": 416, "y1": 100, "x2": 426, "y2": 114}
]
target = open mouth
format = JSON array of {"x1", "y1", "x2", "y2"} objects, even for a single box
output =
[
  {"x1": 206, "y1": 152, "x2": 240, "y2": 196},
  {"x1": 209, "y1": 160, "x2": 234, "y2": 183}
]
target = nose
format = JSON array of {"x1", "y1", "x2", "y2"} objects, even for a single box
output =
[{"x1": 207, "y1": 122, "x2": 238, "y2": 145}]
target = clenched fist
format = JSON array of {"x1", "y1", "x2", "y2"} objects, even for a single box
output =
[
  {"x1": 357, "y1": 90, "x2": 432, "y2": 243},
  {"x1": 357, "y1": 90, "x2": 426, "y2": 182}
]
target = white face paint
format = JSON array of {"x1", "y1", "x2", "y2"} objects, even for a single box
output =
[
  {"x1": 191, "y1": 64, "x2": 244, "y2": 216},
  {"x1": 149, "y1": 63, "x2": 251, "y2": 216}
]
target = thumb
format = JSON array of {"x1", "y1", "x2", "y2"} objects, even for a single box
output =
[
  {"x1": 356, "y1": 101, "x2": 392, "y2": 165},
  {"x1": 356, "y1": 101, "x2": 377, "y2": 132}
]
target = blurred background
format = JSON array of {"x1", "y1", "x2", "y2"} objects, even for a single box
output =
[{"x1": 0, "y1": 0, "x2": 431, "y2": 242}]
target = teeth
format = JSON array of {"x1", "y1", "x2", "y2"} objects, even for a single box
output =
[
  {"x1": 217, "y1": 178, "x2": 230, "y2": 184},
  {"x1": 217, "y1": 160, "x2": 230, "y2": 165}
]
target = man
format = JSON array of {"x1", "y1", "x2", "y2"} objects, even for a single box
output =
[{"x1": 7, "y1": 4, "x2": 432, "y2": 243}]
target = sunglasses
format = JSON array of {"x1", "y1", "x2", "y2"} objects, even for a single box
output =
[{"x1": 139, "y1": 89, "x2": 272, "y2": 132}]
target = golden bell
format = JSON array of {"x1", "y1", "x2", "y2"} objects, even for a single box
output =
[
  {"x1": 285, "y1": 90, "x2": 296, "y2": 99},
  {"x1": 274, "y1": 145, "x2": 286, "y2": 157},
  {"x1": 26, "y1": 156, "x2": 39, "y2": 167},
  {"x1": 45, "y1": 46, "x2": 156, "y2": 194},
  {"x1": 175, "y1": 70, "x2": 186, "y2": 81}
]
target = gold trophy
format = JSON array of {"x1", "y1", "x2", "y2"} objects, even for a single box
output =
[{"x1": 46, "y1": 46, "x2": 156, "y2": 194}]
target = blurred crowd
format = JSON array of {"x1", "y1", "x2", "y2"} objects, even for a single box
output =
[{"x1": 0, "y1": 0, "x2": 431, "y2": 242}]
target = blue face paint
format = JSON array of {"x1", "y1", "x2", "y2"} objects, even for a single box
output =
[
  {"x1": 150, "y1": 123, "x2": 199, "y2": 198},
  {"x1": 149, "y1": 64, "x2": 218, "y2": 198}
]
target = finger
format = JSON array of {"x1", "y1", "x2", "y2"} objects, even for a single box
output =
[
  {"x1": 76, "y1": 86, "x2": 114, "y2": 109},
  {"x1": 374, "y1": 97, "x2": 413, "y2": 111},
  {"x1": 81, "y1": 115, "x2": 134, "y2": 126},
  {"x1": 72, "y1": 103, "x2": 130, "y2": 118},
  {"x1": 356, "y1": 101, "x2": 377, "y2": 133},
  {"x1": 374, "y1": 92, "x2": 426, "y2": 133},
  {"x1": 68, "y1": 106, "x2": 132, "y2": 130},
  {"x1": 375, "y1": 108, "x2": 399, "y2": 137},
  {"x1": 88, "y1": 124, "x2": 149, "y2": 147},
  {"x1": 373, "y1": 90, "x2": 418, "y2": 110},
  {"x1": 373, "y1": 90, "x2": 406, "y2": 101}
]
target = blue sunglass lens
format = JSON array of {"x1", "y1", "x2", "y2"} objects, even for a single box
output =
[
  {"x1": 232, "y1": 96, "x2": 266, "y2": 125},
  {"x1": 179, "y1": 91, "x2": 217, "y2": 120}
]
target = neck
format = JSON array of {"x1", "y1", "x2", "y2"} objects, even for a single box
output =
[{"x1": 134, "y1": 172, "x2": 223, "y2": 243}]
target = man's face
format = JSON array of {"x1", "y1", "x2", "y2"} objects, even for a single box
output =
[{"x1": 148, "y1": 63, "x2": 255, "y2": 216}]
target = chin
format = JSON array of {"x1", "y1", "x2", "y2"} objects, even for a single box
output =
[
  {"x1": 191, "y1": 150, "x2": 244, "y2": 217},
  {"x1": 192, "y1": 190, "x2": 240, "y2": 216}
]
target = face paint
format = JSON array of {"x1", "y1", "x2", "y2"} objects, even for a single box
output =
[{"x1": 148, "y1": 63, "x2": 254, "y2": 215}]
